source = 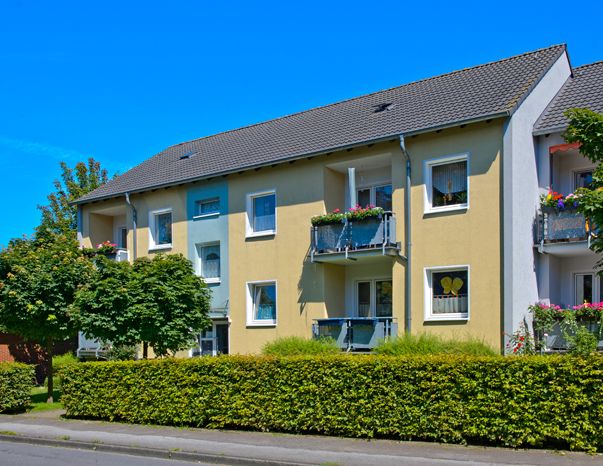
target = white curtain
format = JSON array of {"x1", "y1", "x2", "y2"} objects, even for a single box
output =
[{"x1": 432, "y1": 162, "x2": 467, "y2": 194}]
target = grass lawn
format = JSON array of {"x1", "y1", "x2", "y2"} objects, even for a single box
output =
[{"x1": 30, "y1": 385, "x2": 63, "y2": 412}]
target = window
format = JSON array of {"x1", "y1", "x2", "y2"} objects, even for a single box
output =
[
  {"x1": 246, "y1": 190, "x2": 276, "y2": 237},
  {"x1": 197, "y1": 243, "x2": 220, "y2": 283},
  {"x1": 117, "y1": 227, "x2": 127, "y2": 249},
  {"x1": 195, "y1": 197, "x2": 220, "y2": 217},
  {"x1": 356, "y1": 279, "x2": 392, "y2": 318},
  {"x1": 357, "y1": 184, "x2": 392, "y2": 210},
  {"x1": 424, "y1": 154, "x2": 469, "y2": 213},
  {"x1": 246, "y1": 281, "x2": 277, "y2": 326},
  {"x1": 425, "y1": 266, "x2": 469, "y2": 321},
  {"x1": 149, "y1": 209, "x2": 172, "y2": 250},
  {"x1": 574, "y1": 170, "x2": 594, "y2": 190}
]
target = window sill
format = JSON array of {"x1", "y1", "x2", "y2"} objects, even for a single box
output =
[
  {"x1": 148, "y1": 244, "x2": 172, "y2": 252},
  {"x1": 204, "y1": 278, "x2": 221, "y2": 285},
  {"x1": 424, "y1": 204, "x2": 468, "y2": 215},
  {"x1": 246, "y1": 321, "x2": 277, "y2": 327},
  {"x1": 425, "y1": 314, "x2": 469, "y2": 322},
  {"x1": 245, "y1": 230, "x2": 276, "y2": 239},
  {"x1": 193, "y1": 212, "x2": 220, "y2": 220}
]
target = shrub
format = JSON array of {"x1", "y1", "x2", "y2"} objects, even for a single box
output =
[
  {"x1": 53, "y1": 353, "x2": 79, "y2": 375},
  {"x1": 374, "y1": 333, "x2": 496, "y2": 356},
  {"x1": 0, "y1": 363, "x2": 35, "y2": 413},
  {"x1": 62, "y1": 355, "x2": 603, "y2": 452},
  {"x1": 106, "y1": 345, "x2": 138, "y2": 361},
  {"x1": 262, "y1": 336, "x2": 340, "y2": 356}
]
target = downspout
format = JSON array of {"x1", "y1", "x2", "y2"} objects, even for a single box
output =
[
  {"x1": 399, "y1": 135, "x2": 412, "y2": 334},
  {"x1": 125, "y1": 192, "x2": 137, "y2": 260}
]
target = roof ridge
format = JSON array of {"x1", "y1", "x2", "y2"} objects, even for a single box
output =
[
  {"x1": 165, "y1": 43, "x2": 566, "y2": 152},
  {"x1": 574, "y1": 60, "x2": 603, "y2": 70}
]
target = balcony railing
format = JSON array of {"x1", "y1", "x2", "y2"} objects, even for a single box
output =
[
  {"x1": 310, "y1": 212, "x2": 398, "y2": 261},
  {"x1": 535, "y1": 209, "x2": 592, "y2": 246},
  {"x1": 103, "y1": 248, "x2": 129, "y2": 262},
  {"x1": 312, "y1": 317, "x2": 397, "y2": 351}
]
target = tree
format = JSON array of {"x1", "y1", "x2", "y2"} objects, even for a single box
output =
[
  {"x1": 565, "y1": 109, "x2": 603, "y2": 269},
  {"x1": 0, "y1": 235, "x2": 94, "y2": 402},
  {"x1": 74, "y1": 254, "x2": 211, "y2": 358},
  {"x1": 37, "y1": 158, "x2": 109, "y2": 240}
]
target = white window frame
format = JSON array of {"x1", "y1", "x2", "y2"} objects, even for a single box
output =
[
  {"x1": 246, "y1": 280, "x2": 277, "y2": 326},
  {"x1": 193, "y1": 197, "x2": 220, "y2": 219},
  {"x1": 354, "y1": 278, "x2": 393, "y2": 318},
  {"x1": 424, "y1": 153, "x2": 469, "y2": 214},
  {"x1": 574, "y1": 271, "x2": 600, "y2": 305},
  {"x1": 572, "y1": 168, "x2": 594, "y2": 191},
  {"x1": 196, "y1": 242, "x2": 221, "y2": 284},
  {"x1": 356, "y1": 183, "x2": 393, "y2": 210},
  {"x1": 114, "y1": 225, "x2": 127, "y2": 249},
  {"x1": 424, "y1": 265, "x2": 470, "y2": 321},
  {"x1": 148, "y1": 208, "x2": 173, "y2": 251},
  {"x1": 245, "y1": 189, "x2": 277, "y2": 238}
]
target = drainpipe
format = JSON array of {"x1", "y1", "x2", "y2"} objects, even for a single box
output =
[
  {"x1": 348, "y1": 167, "x2": 357, "y2": 208},
  {"x1": 399, "y1": 135, "x2": 412, "y2": 334},
  {"x1": 125, "y1": 192, "x2": 137, "y2": 260}
]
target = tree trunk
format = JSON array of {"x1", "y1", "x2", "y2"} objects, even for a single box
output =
[
  {"x1": 142, "y1": 341, "x2": 148, "y2": 359},
  {"x1": 46, "y1": 338, "x2": 54, "y2": 404}
]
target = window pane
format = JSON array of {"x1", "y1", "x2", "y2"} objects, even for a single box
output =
[
  {"x1": 156, "y1": 213, "x2": 172, "y2": 245},
  {"x1": 376, "y1": 280, "x2": 393, "y2": 317},
  {"x1": 575, "y1": 171, "x2": 593, "y2": 189},
  {"x1": 119, "y1": 228, "x2": 127, "y2": 249},
  {"x1": 432, "y1": 270, "x2": 468, "y2": 314},
  {"x1": 357, "y1": 188, "x2": 371, "y2": 208},
  {"x1": 375, "y1": 185, "x2": 392, "y2": 211},
  {"x1": 432, "y1": 161, "x2": 467, "y2": 207},
  {"x1": 253, "y1": 194, "x2": 275, "y2": 232},
  {"x1": 357, "y1": 281, "x2": 371, "y2": 317},
  {"x1": 254, "y1": 284, "x2": 276, "y2": 320},
  {"x1": 197, "y1": 198, "x2": 220, "y2": 215},
  {"x1": 575, "y1": 274, "x2": 593, "y2": 304},
  {"x1": 201, "y1": 245, "x2": 220, "y2": 279}
]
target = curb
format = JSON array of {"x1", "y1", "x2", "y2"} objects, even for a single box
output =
[{"x1": 0, "y1": 433, "x2": 310, "y2": 466}]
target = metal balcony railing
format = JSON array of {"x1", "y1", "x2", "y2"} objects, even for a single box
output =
[
  {"x1": 310, "y1": 212, "x2": 398, "y2": 260},
  {"x1": 312, "y1": 317, "x2": 398, "y2": 351},
  {"x1": 535, "y1": 209, "x2": 593, "y2": 246}
]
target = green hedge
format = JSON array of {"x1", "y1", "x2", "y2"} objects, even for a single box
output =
[
  {"x1": 0, "y1": 362, "x2": 34, "y2": 413},
  {"x1": 61, "y1": 355, "x2": 603, "y2": 452}
]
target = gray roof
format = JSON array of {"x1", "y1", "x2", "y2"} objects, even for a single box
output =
[
  {"x1": 77, "y1": 45, "x2": 566, "y2": 204},
  {"x1": 534, "y1": 61, "x2": 603, "y2": 135}
]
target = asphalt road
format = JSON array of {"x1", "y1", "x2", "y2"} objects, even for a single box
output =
[{"x1": 0, "y1": 440, "x2": 213, "y2": 466}]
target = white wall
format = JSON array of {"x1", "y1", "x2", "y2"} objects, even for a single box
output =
[{"x1": 503, "y1": 51, "x2": 572, "y2": 338}]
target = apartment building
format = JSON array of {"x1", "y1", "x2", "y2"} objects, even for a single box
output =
[{"x1": 75, "y1": 45, "x2": 602, "y2": 355}]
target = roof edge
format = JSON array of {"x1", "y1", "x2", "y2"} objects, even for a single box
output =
[
  {"x1": 506, "y1": 44, "x2": 567, "y2": 117},
  {"x1": 533, "y1": 124, "x2": 567, "y2": 136},
  {"x1": 73, "y1": 112, "x2": 509, "y2": 206}
]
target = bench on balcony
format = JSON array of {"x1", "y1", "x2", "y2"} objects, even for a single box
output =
[{"x1": 312, "y1": 317, "x2": 397, "y2": 351}]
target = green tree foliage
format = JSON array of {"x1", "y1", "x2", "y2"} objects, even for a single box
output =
[
  {"x1": 0, "y1": 236, "x2": 94, "y2": 402},
  {"x1": 36, "y1": 158, "x2": 109, "y2": 240},
  {"x1": 565, "y1": 109, "x2": 603, "y2": 268},
  {"x1": 74, "y1": 254, "x2": 211, "y2": 357}
]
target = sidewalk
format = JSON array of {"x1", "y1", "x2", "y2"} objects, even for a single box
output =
[{"x1": 0, "y1": 410, "x2": 599, "y2": 466}]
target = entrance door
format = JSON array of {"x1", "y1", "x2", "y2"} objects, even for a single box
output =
[{"x1": 356, "y1": 279, "x2": 392, "y2": 317}]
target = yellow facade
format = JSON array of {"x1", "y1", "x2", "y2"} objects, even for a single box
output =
[{"x1": 79, "y1": 120, "x2": 505, "y2": 355}]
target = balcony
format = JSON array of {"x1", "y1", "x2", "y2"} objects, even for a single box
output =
[
  {"x1": 313, "y1": 317, "x2": 397, "y2": 351},
  {"x1": 535, "y1": 209, "x2": 594, "y2": 256},
  {"x1": 310, "y1": 212, "x2": 399, "y2": 263},
  {"x1": 103, "y1": 248, "x2": 129, "y2": 262}
]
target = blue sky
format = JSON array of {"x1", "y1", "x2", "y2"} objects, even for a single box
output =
[{"x1": 0, "y1": 0, "x2": 602, "y2": 246}]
